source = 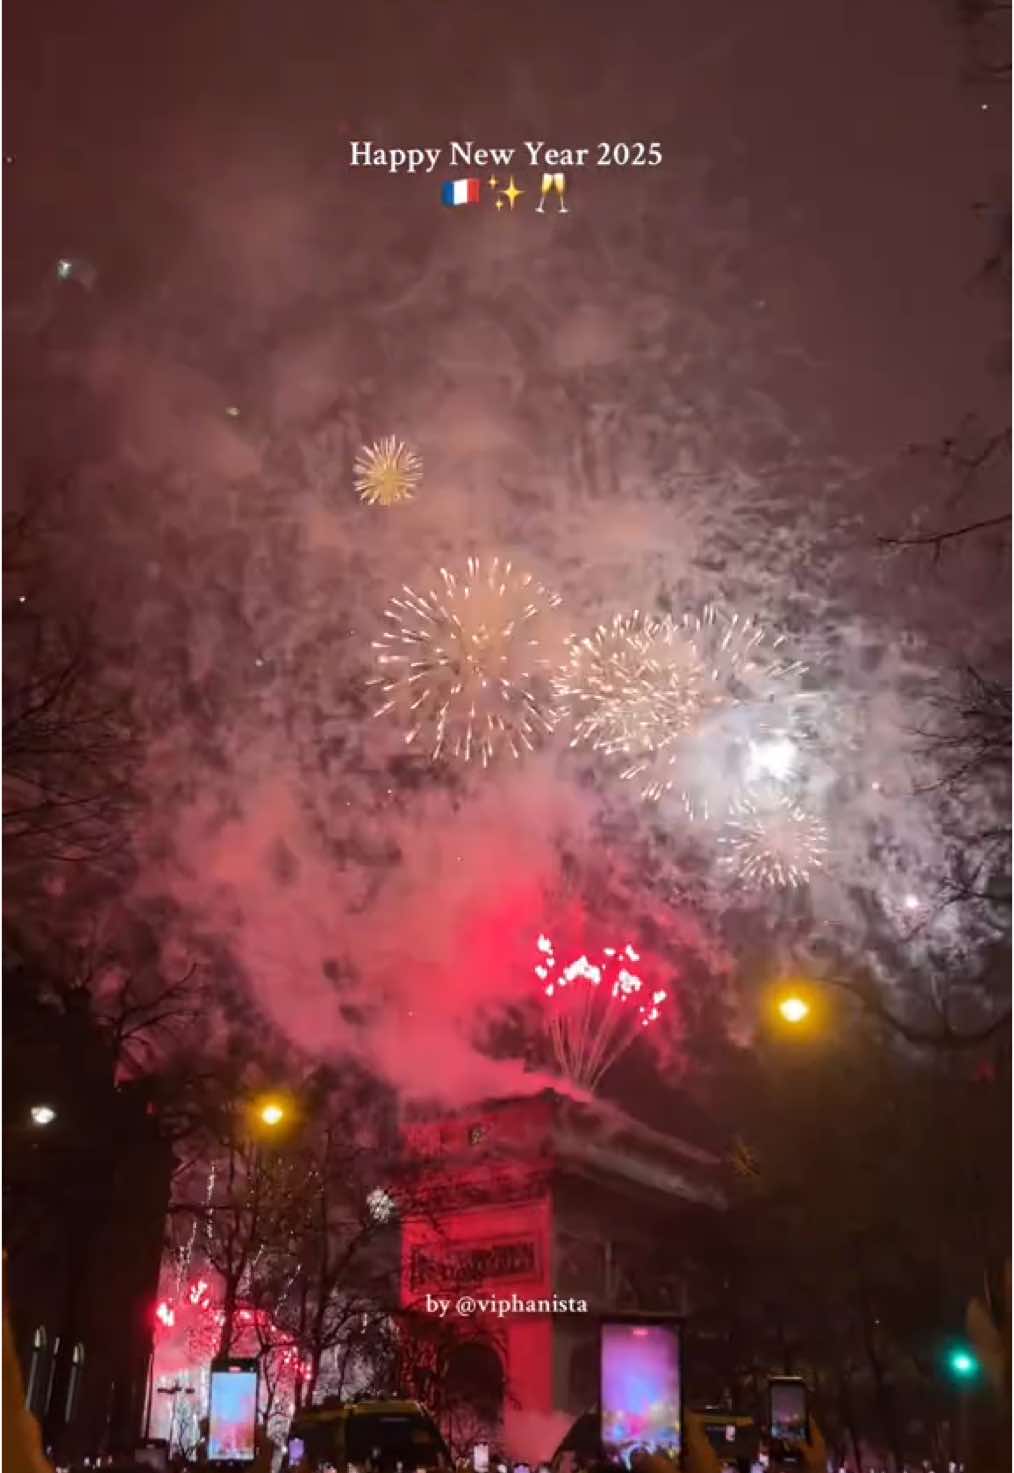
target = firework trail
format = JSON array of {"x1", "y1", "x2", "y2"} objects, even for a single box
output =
[{"x1": 534, "y1": 932, "x2": 669, "y2": 1090}]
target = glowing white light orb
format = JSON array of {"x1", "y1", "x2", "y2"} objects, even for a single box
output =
[
  {"x1": 30, "y1": 1104, "x2": 57, "y2": 1126},
  {"x1": 745, "y1": 737, "x2": 798, "y2": 785}
]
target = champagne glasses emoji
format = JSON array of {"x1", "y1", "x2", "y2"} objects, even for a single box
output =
[{"x1": 536, "y1": 173, "x2": 568, "y2": 214}]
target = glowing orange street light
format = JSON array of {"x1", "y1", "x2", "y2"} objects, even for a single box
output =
[
  {"x1": 246, "y1": 1091, "x2": 298, "y2": 1139},
  {"x1": 258, "y1": 1099, "x2": 286, "y2": 1128},
  {"x1": 778, "y1": 995, "x2": 810, "y2": 1025}
]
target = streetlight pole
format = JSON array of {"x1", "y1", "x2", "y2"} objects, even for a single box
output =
[{"x1": 946, "y1": 1347, "x2": 979, "y2": 1469}]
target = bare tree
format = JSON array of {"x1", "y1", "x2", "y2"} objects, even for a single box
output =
[
  {"x1": 830, "y1": 647, "x2": 1011, "y2": 1056},
  {"x1": 169, "y1": 1069, "x2": 409, "y2": 1402},
  {"x1": 4, "y1": 921, "x2": 207, "y2": 1083},
  {"x1": 878, "y1": 425, "x2": 1011, "y2": 560},
  {"x1": 172, "y1": 1117, "x2": 304, "y2": 1358},
  {"x1": 823, "y1": 958, "x2": 1010, "y2": 1051},
  {"x1": 712, "y1": 1020, "x2": 1009, "y2": 1469},
  {"x1": 25, "y1": 929, "x2": 206, "y2": 1075},
  {"x1": 263, "y1": 1089, "x2": 406, "y2": 1408},
  {"x1": 879, "y1": 0, "x2": 1010, "y2": 562},
  {"x1": 3, "y1": 515, "x2": 137, "y2": 869}
]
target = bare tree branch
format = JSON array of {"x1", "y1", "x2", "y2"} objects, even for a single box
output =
[
  {"x1": 3, "y1": 534, "x2": 139, "y2": 867},
  {"x1": 825, "y1": 971, "x2": 1011, "y2": 1051},
  {"x1": 878, "y1": 511, "x2": 1012, "y2": 560}
]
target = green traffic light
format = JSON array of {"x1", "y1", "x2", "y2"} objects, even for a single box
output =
[{"x1": 949, "y1": 1349, "x2": 978, "y2": 1378}]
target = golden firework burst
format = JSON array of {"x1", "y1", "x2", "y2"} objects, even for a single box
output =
[
  {"x1": 354, "y1": 437, "x2": 422, "y2": 506},
  {"x1": 369, "y1": 556, "x2": 562, "y2": 767},
  {"x1": 554, "y1": 612, "x2": 724, "y2": 759}
]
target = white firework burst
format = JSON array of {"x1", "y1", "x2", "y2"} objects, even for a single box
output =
[
  {"x1": 719, "y1": 794, "x2": 829, "y2": 888},
  {"x1": 369, "y1": 556, "x2": 562, "y2": 766},
  {"x1": 553, "y1": 611, "x2": 725, "y2": 757},
  {"x1": 354, "y1": 437, "x2": 422, "y2": 505},
  {"x1": 676, "y1": 604, "x2": 807, "y2": 693},
  {"x1": 614, "y1": 606, "x2": 812, "y2": 815}
]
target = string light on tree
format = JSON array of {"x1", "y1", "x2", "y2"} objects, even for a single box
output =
[
  {"x1": 369, "y1": 556, "x2": 562, "y2": 766},
  {"x1": 354, "y1": 437, "x2": 423, "y2": 506}
]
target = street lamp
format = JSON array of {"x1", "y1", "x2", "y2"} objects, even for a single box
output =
[
  {"x1": 240, "y1": 1090, "x2": 300, "y2": 1145},
  {"x1": 250, "y1": 1093, "x2": 293, "y2": 1132},
  {"x1": 258, "y1": 1099, "x2": 285, "y2": 1127},
  {"x1": 29, "y1": 1104, "x2": 57, "y2": 1126},
  {"x1": 777, "y1": 996, "x2": 810, "y2": 1025}
]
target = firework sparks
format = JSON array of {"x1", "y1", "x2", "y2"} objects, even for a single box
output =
[
  {"x1": 719, "y1": 794, "x2": 829, "y2": 888},
  {"x1": 354, "y1": 437, "x2": 423, "y2": 505},
  {"x1": 677, "y1": 605, "x2": 807, "y2": 691},
  {"x1": 369, "y1": 556, "x2": 562, "y2": 766},
  {"x1": 554, "y1": 611, "x2": 725, "y2": 758},
  {"x1": 611, "y1": 606, "x2": 811, "y2": 813},
  {"x1": 745, "y1": 735, "x2": 799, "y2": 784},
  {"x1": 534, "y1": 932, "x2": 669, "y2": 1090},
  {"x1": 367, "y1": 1186, "x2": 396, "y2": 1222}
]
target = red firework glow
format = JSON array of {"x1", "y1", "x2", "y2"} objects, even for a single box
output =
[
  {"x1": 534, "y1": 933, "x2": 670, "y2": 1089},
  {"x1": 154, "y1": 1278, "x2": 313, "y2": 1386}
]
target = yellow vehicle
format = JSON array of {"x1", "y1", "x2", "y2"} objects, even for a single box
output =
[{"x1": 284, "y1": 1400, "x2": 451, "y2": 1473}]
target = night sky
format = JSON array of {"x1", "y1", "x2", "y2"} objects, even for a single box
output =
[{"x1": 5, "y1": 0, "x2": 1009, "y2": 1105}]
